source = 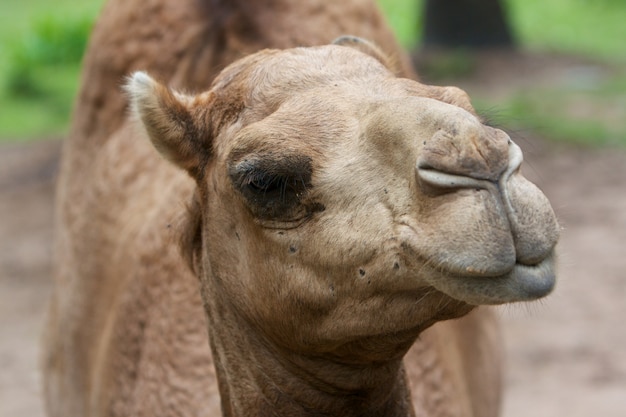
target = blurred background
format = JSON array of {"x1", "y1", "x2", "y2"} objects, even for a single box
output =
[
  {"x1": 0, "y1": 0, "x2": 624, "y2": 143},
  {"x1": 0, "y1": 0, "x2": 624, "y2": 416}
]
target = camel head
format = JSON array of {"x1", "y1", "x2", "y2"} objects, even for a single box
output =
[{"x1": 126, "y1": 39, "x2": 559, "y2": 361}]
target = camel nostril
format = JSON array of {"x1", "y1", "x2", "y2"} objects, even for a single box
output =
[
  {"x1": 416, "y1": 164, "x2": 496, "y2": 195},
  {"x1": 418, "y1": 123, "x2": 511, "y2": 184}
]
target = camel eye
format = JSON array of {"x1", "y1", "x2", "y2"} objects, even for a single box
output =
[{"x1": 229, "y1": 155, "x2": 316, "y2": 222}]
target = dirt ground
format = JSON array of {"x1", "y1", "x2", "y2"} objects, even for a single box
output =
[{"x1": 1, "y1": 53, "x2": 625, "y2": 416}]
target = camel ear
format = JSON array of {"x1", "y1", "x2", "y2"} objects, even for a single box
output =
[
  {"x1": 125, "y1": 71, "x2": 210, "y2": 174},
  {"x1": 332, "y1": 36, "x2": 398, "y2": 73}
]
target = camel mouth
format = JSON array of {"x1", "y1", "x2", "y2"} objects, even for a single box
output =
[{"x1": 425, "y1": 252, "x2": 557, "y2": 306}]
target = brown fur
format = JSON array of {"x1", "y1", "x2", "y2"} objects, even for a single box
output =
[{"x1": 44, "y1": 1, "x2": 558, "y2": 416}]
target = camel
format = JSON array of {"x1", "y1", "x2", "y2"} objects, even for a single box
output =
[{"x1": 43, "y1": 0, "x2": 559, "y2": 416}]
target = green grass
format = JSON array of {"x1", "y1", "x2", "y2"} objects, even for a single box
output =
[
  {"x1": 508, "y1": 0, "x2": 626, "y2": 62},
  {"x1": 464, "y1": 65, "x2": 626, "y2": 147},
  {"x1": 0, "y1": 65, "x2": 82, "y2": 138},
  {"x1": 474, "y1": 76, "x2": 626, "y2": 147},
  {"x1": 0, "y1": 0, "x2": 624, "y2": 143},
  {"x1": 0, "y1": 0, "x2": 103, "y2": 140},
  {"x1": 0, "y1": 0, "x2": 104, "y2": 67},
  {"x1": 376, "y1": 0, "x2": 422, "y2": 48}
]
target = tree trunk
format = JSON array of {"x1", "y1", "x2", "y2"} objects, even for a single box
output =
[{"x1": 422, "y1": 0, "x2": 515, "y2": 48}]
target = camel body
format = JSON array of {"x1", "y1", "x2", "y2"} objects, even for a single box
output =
[{"x1": 44, "y1": 1, "x2": 558, "y2": 416}]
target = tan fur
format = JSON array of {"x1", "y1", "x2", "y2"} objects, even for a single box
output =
[{"x1": 44, "y1": 1, "x2": 558, "y2": 416}]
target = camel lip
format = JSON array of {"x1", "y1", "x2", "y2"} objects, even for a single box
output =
[
  {"x1": 508, "y1": 257, "x2": 557, "y2": 300},
  {"x1": 425, "y1": 251, "x2": 557, "y2": 306}
]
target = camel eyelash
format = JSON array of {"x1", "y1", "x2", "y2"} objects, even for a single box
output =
[
  {"x1": 242, "y1": 170, "x2": 294, "y2": 196},
  {"x1": 232, "y1": 155, "x2": 312, "y2": 190},
  {"x1": 229, "y1": 155, "x2": 315, "y2": 221}
]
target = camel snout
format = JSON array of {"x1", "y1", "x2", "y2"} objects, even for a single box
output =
[{"x1": 414, "y1": 136, "x2": 560, "y2": 301}]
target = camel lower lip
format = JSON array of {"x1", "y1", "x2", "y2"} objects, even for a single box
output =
[{"x1": 427, "y1": 252, "x2": 557, "y2": 305}]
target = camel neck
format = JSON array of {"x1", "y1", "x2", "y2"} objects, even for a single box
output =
[{"x1": 203, "y1": 292, "x2": 416, "y2": 417}]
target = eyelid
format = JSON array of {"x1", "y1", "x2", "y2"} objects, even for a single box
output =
[{"x1": 230, "y1": 154, "x2": 313, "y2": 188}]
